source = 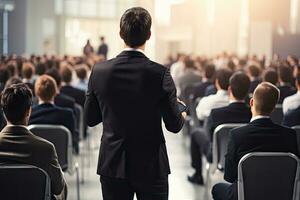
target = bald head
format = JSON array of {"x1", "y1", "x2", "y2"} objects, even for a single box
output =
[{"x1": 251, "y1": 82, "x2": 280, "y2": 116}]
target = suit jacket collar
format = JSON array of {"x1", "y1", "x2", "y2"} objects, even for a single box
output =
[
  {"x1": 116, "y1": 50, "x2": 148, "y2": 59},
  {"x1": 36, "y1": 103, "x2": 55, "y2": 108},
  {"x1": 1, "y1": 125, "x2": 33, "y2": 136},
  {"x1": 228, "y1": 102, "x2": 248, "y2": 109}
]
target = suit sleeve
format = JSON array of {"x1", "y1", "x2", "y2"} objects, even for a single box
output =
[
  {"x1": 161, "y1": 69, "x2": 184, "y2": 133},
  {"x1": 48, "y1": 144, "x2": 67, "y2": 196},
  {"x1": 205, "y1": 113, "x2": 214, "y2": 142},
  {"x1": 84, "y1": 69, "x2": 102, "y2": 127},
  {"x1": 224, "y1": 130, "x2": 238, "y2": 183}
]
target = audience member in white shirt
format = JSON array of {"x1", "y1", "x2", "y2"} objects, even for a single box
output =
[
  {"x1": 196, "y1": 69, "x2": 233, "y2": 121},
  {"x1": 170, "y1": 54, "x2": 186, "y2": 94},
  {"x1": 282, "y1": 72, "x2": 300, "y2": 114}
]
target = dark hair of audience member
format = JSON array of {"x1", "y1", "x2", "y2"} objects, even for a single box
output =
[
  {"x1": 248, "y1": 65, "x2": 260, "y2": 77},
  {"x1": 183, "y1": 57, "x2": 196, "y2": 70},
  {"x1": 60, "y1": 66, "x2": 73, "y2": 83},
  {"x1": 36, "y1": 63, "x2": 47, "y2": 76},
  {"x1": 0, "y1": 67, "x2": 9, "y2": 85},
  {"x1": 120, "y1": 7, "x2": 152, "y2": 48},
  {"x1": 0, "y1": 83, "x2": 32, "y2": 124},
  {"x1": 263, "y1": 69, "x2": 278, "y2": 85},
  {"x1": 203, "y1": 64, "x2": 215, "y2": 79},
  {"x1": 35, "y1": 75, "x2": 58, "y2": 102},
  {"x1": 278, "y1": 64, "x2": 293, "y2": 84},
  {"x1": 253, "y1": 82, "x2": 280, "y2": 115},
  {"x1": 227, "y1": 60, "x2": 236, "y2": 71},
  {"x1": 230, "y1": 72, "x2": 250, "y2": 100},
  {"x1": 22, "y1": 62, "x2": 35, "y2": 79},
  {"x1": 45, "y1": 68, "x2": 62, "y2": 87},
  {"x1": 215, "y1": 68, "x2": 233, "y2": 90},
  {"x1": 7, "y1": 64, "x2": 17, "y2": 77},
  {"x1": 5, "y1": 77, "x2": 23, "y2": 88},
  {"x1": 75, "y1": 66, "x2": 87, "y2": 80}
]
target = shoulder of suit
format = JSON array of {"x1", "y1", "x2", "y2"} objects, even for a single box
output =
[{"x1": 29, "y1": 132, "x2": 55, "y2": 152}]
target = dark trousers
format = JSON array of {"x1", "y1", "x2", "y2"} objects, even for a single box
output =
[
  {"x1": 212, "y1": 183, "x2": 236, "y2": 200},
  {"x1": 190, "y1": 128, "x2": 211, "y2": 175},
  {"x1": 100, "y1": 176, "x2": 169, "y2": 200}
]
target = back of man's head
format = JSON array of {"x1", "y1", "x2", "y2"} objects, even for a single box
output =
[
  {"x1": 203, "y1": 64, "x2": 215, "y2": 80},
  {"x1": 1, "y1": 83, "x2": 32, "y2": 125},
  {"x1": 60, "y1": 66, "x2": 73, "y2": 84},
  {"x1": 120, "y1": 7, "x2": 151, "y2": 48},
  {"x1": 248, "y1": 65, "x2": 260, "y2": 78},
  {"x1": 22, "y1": 62, "x2": 35, "y2": 80},
  {"x1": 215, "y1": 68, "x2": 233, "y2": 90},
  {"x1": 230, "y1": 72, "x2": 250, "y2": 100},
  {"x1": 46, "y1": 68, "x2": 62, "y2": 87},
  {"x1": 263, "y1": 69, "x2": 278, "y2": 85},
  {"x1": 35, "y1": 75, "x2": 58, "y2": 102},
  {"x1": 278, "y1": 64, "x2": 293, "y2": 83},
  {"x1": 252, "y1": 82, "x2": 280, "y2": 116}
]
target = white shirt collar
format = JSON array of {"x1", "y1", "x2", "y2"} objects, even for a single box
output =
[
  {"x1": 216, "y1": 90, "x2": 228, "y2": 96},
  {"x1": 229, "y1": 99, "x2": 245, "y2": 104},
  {"x1": 250, "y1": 115, "x2": 270, "y2": 122},
  {"x1": 123, "y1": 48, "x2": 145, "y2": 55},
  {"x1": 6, "y1": 124, "x2": 28, "y2": 129}
]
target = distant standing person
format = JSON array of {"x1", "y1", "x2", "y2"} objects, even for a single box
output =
[
  {"x1": 83, "y1": 39, "x2": 94, "y2": 56},
  {"x1": 97, "y1": 36, "x2": 108, "y2": 59}
]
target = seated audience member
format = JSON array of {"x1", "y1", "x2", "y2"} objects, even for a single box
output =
[
  {"x1": 0, "y1": 83, "x2": 67, "y2": 200},
  {"x1": 196, "y1": 68, "x2": 232, "y2": 121},
  {"x1": 247, "y1": 64, "x2": 261, "y2": 94},
  {"x1": 22, "y1": 62, "x2": 35, "y2": 94},
  {"x1": 177, "y1": 57, "x2": 201, "y2": 99},
  {"x1": 192, "y1": 64, "x2": 215, "y2": 99},
  {"x1": 45, "y1": 68, "x2": 76, "y2": 111},
  {"x1": 283, "y1": 72, "x2": 300, "y2": 115},
  {"x1": 278, "y1": 65, "x2": 297, "y2": 104},
  {"x1": 74, "y1": 65, "x2": 89, "y2": 91},
  {"x1": 283, "y1": 105, "x2": 300, "y2": 127},
  {"x1": 188, "y1": 72, "x2": 251, "y2": 185},
  {"x1": 29, "y1": 75, "x2": 79, "y2": 153},
  {"x1": 212, "y1": 82, "x2": 299, "y2": 200},
  {"x1": 204, "y1": 84, "x2": 217, "y2": 96},
  {"x1": 262, "y1": 69, "x2": 278, "y2": 85},
  {"x1": 60, "y1": 66, "x2": 86, "y2": 108}
]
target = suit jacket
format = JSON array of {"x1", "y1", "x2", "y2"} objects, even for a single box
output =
[
  {"x1": 224, "y1": 118, "x2": 299, "y2": 199},
  {"x1": 282, "y1": 106, "x2": 300, "y2": 127},
  {"x1": 0, "y1": 109, "x2": 6, "y2": 131},
  {"x1": 204, "y1": 84, "x2": 217, "y2": 96},
  {"x1": 29, "y1": 103, "x2": 78, "y2": 149},
  {"x1": 0, "y1": 126, "x2": 66, "y2": 199},
  {"x1": 54, "y1": 93, "x2": 76, "y2": 111},
  {"x1": 206, "y1": 102, "x2": 252, "y2": 141},
  {"x1": 249, "y1": 79, "x2": 261, "y2": 94},
  {"x1": 84, "y1": 50, "x2": 184, "y2": 181},
  {"x1": 278, "y1": 84, "x2": 297, "y2": 104},
  {"x1": 61, "y1": 85, "x2": 86, "y2": 108},
  {"x1": 192, "y1": 80, "x2": 213, "y2": 99}
]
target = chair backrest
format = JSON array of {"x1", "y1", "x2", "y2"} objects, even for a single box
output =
[
  {"x1": 238, "y1": 152, "x2": 300, "y2": 200},
  {"x1": 270, "y1": 104, "x2": 283, "y2": 124},
  {"x1": 28, "y1": 124, "x2": 73, "y2": 171},
  {"x1": 213, "y1": 123, "x2": 247, "y2": 171},
  {"x1": 74, "y1": 103, "x2": 84, "y2": 140},
  {"x1": 0, "y1": 164, "x2": 51, "y2": 200},
  {"x1": 292, "y1": 126, "x2": 300, "y2": 155}
]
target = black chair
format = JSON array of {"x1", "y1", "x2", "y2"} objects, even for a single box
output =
[
  {"x1": 238, "y1": 152, "x2": 300, "y2": 200},
  {"x1": 270, "y1": 104, "x2": 283, "y2": 124},
  {"x1": 0, "y1": 164, "x2": 51, "y2": 200},
  {"x1": 292, "y1": 126, "x2": 300, "y2": 155},
  {"x1": 28, "y1": 124, "x2": 80, "y2": 200}
]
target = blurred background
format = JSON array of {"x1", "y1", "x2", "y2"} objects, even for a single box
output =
[{"x1": 2, "y1": 0, "x2": 300, "y2": 62}]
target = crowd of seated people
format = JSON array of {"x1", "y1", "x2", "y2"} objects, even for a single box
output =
[{"x1": 166, "y1": 52, "x2": 300, "y2": 199}]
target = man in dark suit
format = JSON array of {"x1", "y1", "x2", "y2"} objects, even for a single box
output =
[
  {"x1": 29, "y1": 75, "x2": 79, "y2": 153},
  {"x1": 60, "y1": 66, "x2": 86, "y2": 108},
  {"x1": 84, "y1": 7, "x2": 186, "y2": 200},
  {"x1": 97, "y1": 36, "x2": 108, "y2": 59},
  {"x1": 278, "y1": 65, "x2": 296, "y2": 104},
  {"x1": 212, "y1": 82, "x2": 299, "y2": 200},
  {"x1": 188, "y1": 72, "x2": 251, "y2": 185},
  {"x1": 282, "y1": 106, "x2": 300, "y2": 127},
  {"x1": 0, "y1": 83, "x2": 67, "y2": 200},
  {"x1": 192, "y1": 63, "x2": 215, "y2": 99}
]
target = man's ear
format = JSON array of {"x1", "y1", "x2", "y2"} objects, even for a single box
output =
[
  {"x1": 249, "y1": 98, "x2": 254, "y2": 107},
  {"x1": 147, "y1": 31, "x2": 151, "y2": 40}
]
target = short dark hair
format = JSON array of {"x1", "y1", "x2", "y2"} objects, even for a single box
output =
[
  {"x1": 22, "y1": 62, "x2": 35, "y2": 79},
  {"x1": 120, "y1": 7, "x2": 151, "y2": 48},
  {"x1": 5, "y1": 77, "x2": 22, "y2": 88},
  {"x1": 253, "y1": 82, "x2": 279, "y2": 115},
  {"x1": 216, "y1": 68, "x2": 233, "y2": 90},
  {"x1": 1, "y1": 83, "x2": 32, "y2": 124},
  {"x1": 75, "y1": 65, "x2": 87, "y2": 80},
  {"x1": 203, "y1": 64, "x2": 215, "y2": 79},
  {"x1": 230, "y1": 72, "x2": 250, "y2": 100},
  {"x1": 60, "y1": 66, "x2": 73, "y2": 83},
  {"x1": 35, "y1": 75, "x2": 58, "y2": 102},
  {"x1": 263, "y1": 69, "x2": 278, "y2": 85},
  {"x1": 0, "y1": 67, "x2": 9, "y2": 84},
  {"x1": 248, "y1": 65, "x2": 260, "y2": 77},
  {"x1": 278, "y1": 65, "x2": 293, "y2": 83},
  {"x1": 36, "y1": 63, "x2": 46, "y2": 76},
  {"x1": 46, "y1": 68, "x2": 62, "y2": 87}
]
